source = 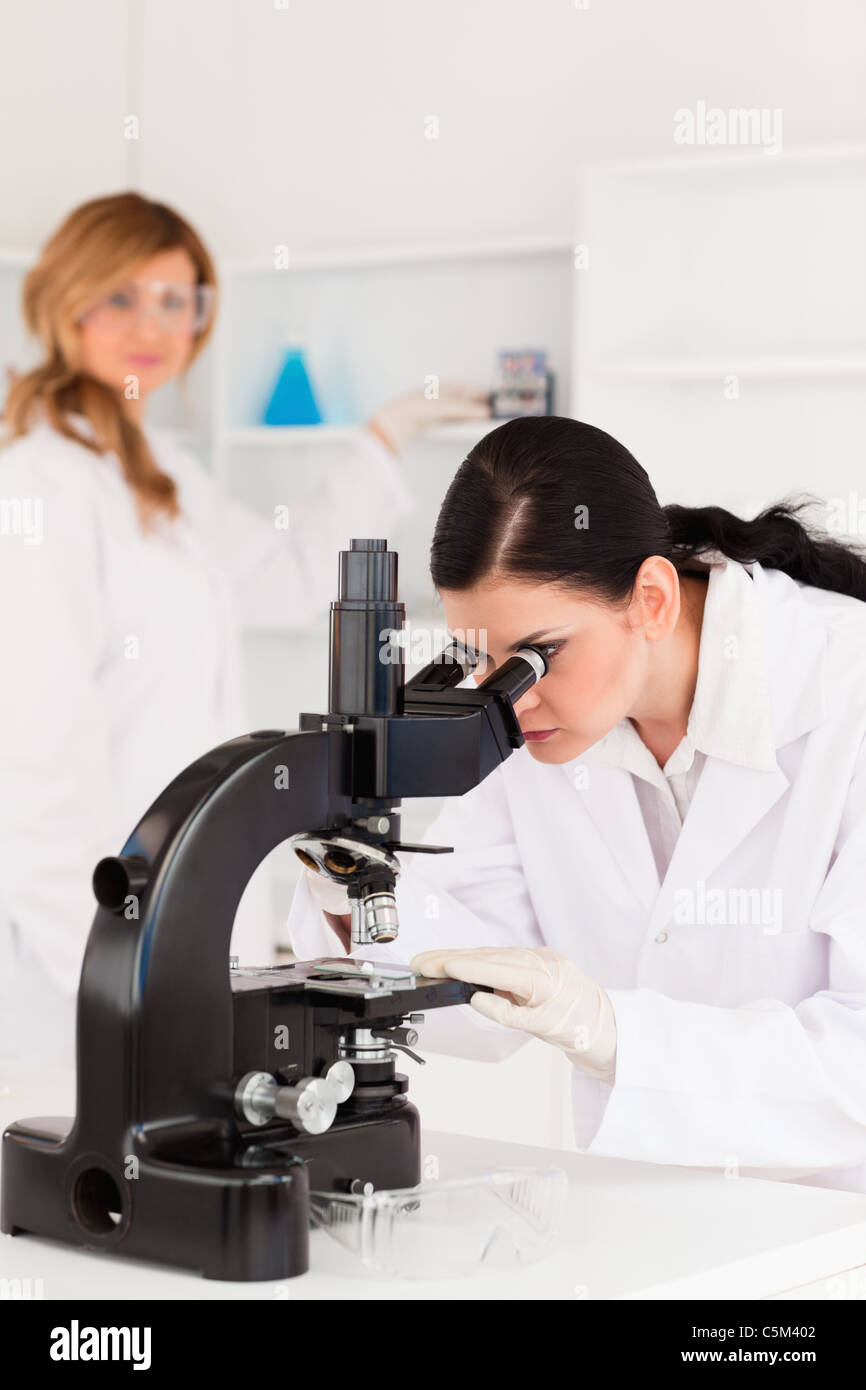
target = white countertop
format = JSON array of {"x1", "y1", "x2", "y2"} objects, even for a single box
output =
[{"x1": 2, "y1": 1059, "x2": 866, "y2": 1300}]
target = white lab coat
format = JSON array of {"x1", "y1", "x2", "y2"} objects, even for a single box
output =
[
  {"x1": 0, "y1": 412, "x2": 414, "y2": 1063},
  {"x1": 287, "y1": 556, "x2": 866, "y2": 1193}
]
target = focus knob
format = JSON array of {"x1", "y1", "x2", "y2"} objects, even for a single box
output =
[
  {"x1": 234, "y1": 1068, "x2": 353, "y2": 1134},
  {"x1": 282, "y1": 1078, "x2": 337, "y2": 1134}
]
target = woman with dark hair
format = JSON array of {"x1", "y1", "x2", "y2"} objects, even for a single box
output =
[{"x1": 288, "y1": 415, "x2": 866, "y2": 1193}]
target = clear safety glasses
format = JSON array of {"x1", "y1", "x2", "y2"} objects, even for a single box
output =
[
  {"x1": 77, "y1": 279, "x2": 216, "y2": 335},
  {"x1": 309, "y1": 1166, "x2": 568, "y2": 1279}
]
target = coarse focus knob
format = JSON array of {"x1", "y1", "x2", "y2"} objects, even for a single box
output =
[{"x1": 235, "y1": 1071, "x2": 338, "y2": 1134}]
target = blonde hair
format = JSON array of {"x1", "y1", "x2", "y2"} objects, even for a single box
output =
[{"x1": 1, "y1": 191, "x2": 218, "y2": 528}]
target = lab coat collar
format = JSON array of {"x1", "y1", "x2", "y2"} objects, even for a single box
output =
[
  {"x1": 29, "y1": 406, "x2": 97, "y2": 442},
  {"x1": 44, "y1": 408, "x2": 202, "y2": 551},
  {"x1": 66, "y1": 409, "x2": 97, "y2": 440},
  {"x1": 40, "y1": 407, "x2": 178, "y2": 493},
  {"x1": 751, "y1": 555, "x2": 827, "y2": 751},
  {"x1": 39, "y1": 408, "x2": 159, "y2": 451}
]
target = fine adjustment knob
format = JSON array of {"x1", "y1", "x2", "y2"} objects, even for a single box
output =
[
  {"x1": 325, "y1": 1060, "x2": 356, "y2": 1103},
  {"x1": 234, "y1": 1064, "x2": 356, "y2": 1133},
  {"x1": 235, "y1": 1071, "x2": 333, "y2": 1134}
]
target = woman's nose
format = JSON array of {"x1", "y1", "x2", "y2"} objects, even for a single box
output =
[
  {"x1": 135, "y1": 313, "x2": 163, "y2": 342},
  {"x1": 514, "y1": 687, "x2": 541, "y2": 715}
]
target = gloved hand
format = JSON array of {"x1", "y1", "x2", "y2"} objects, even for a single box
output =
[
  {"x1": 409, "y1": 946, "x2": 617, "y2": 1084},
  {"x1": 367, "y1": 383, "x2": 491, "y2": 455},
  {"x1": 303, "y1": 865, "x2": 351, "y2": 918}
]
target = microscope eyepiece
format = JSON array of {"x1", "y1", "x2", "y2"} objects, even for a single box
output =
[
  {"x1": 474, "y1": 644, "x2": 549, "y2": 705},
  {"x1": 338, "y1": 538, "x2": 397, "y2": 602}
]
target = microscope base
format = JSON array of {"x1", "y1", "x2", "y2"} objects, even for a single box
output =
[{"x1": 1, "y1": 1098, "x2": 420, "y2": 1282}]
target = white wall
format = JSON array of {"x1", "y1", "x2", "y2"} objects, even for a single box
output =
[{"x1": 2, "y1": 0, "x2": 865, "y2": 255}]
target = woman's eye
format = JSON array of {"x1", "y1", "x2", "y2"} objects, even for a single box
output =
[{"x1": 538, "y1": 641, "x2": 564, "y2": 661}]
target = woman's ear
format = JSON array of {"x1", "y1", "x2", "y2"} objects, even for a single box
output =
[{"x1": 630, "y1": 555, "x2": 681, "y2": 642}]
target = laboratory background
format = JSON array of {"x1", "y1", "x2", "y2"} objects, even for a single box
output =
[{"x1": 1, "y1": 0, "x2": 865, "y2": 1152}]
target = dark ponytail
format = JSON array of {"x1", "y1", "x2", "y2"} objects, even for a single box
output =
[{"x1": 430, "y1": 416, "x2": 866, "y2": 604}]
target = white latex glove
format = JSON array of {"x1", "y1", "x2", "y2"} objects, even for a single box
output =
[
  {"x1": 304, "y1": 865, "x2": 351, "y2": 917},
  {"x1": 367, "y1": 383, "x2": 491, "y2": 455},
  {"x1": 409, "y1": 946, "x2": 617, "y2": 1084}
]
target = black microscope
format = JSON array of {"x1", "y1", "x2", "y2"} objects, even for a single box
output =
[{"x1": 1, "y1": 538, "x2": 547, "y2": 1280}]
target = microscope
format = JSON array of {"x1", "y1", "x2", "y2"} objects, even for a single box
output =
[{"x1": 1, "y1": 539, "x2": 547, "y2": 1280}]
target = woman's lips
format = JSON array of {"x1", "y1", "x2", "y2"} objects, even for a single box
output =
[
  {"x1": 523, "y1": 728, "x2": 559, "y2": 742},
  {"x1": 127, "y1": 354, "x2": 163, "y2": 365}
]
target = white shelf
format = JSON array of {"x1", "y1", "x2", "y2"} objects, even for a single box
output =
[
  {"x1": 224, "y1": 420, "x2": 515, "y2": 447},
  {"x1": 0, "y1": 234, "x2": 571, "y2": 277},
  {"x1": 426, "y1": 418, "x2": 517, "y2": 439},
  {"x1": 226, "y1": 425, "x2": 362, "y2": 445},
  {"x1": 0, "y1": 247, "x2": 35, "y2": 269},
  {"x1": 221, "y1": 235, "x2": 573, "y2": 276},
  {"x1": 588, "y1": 354, "x2": 866, "y2": 381}
]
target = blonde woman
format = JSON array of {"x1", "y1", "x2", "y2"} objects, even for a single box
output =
[{"x1": 0, "y1": 191, "x2": 489, "y2": 1064}]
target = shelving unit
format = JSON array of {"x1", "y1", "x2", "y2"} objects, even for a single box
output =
[{"x1": 572, "y1": 142, "x2": 866, "y2": 516}]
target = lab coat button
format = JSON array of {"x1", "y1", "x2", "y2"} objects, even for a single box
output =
[{"x1": 654, "y1": 931, "x2": 668, "y2": 944}]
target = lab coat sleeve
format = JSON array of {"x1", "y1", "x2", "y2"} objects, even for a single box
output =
[
  {"x1": 0, "y1": 457, "x2": 118, "y2": 1015},
  {"x1": 177, "y1": 428, "x2": 415, "y2": 631},
  {"x1": 285, "y1": 763, "x2": 544, "y2": 1063},
  {"x1": 582, "y1": 732, "x2": 866, "y2": 1176}
]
